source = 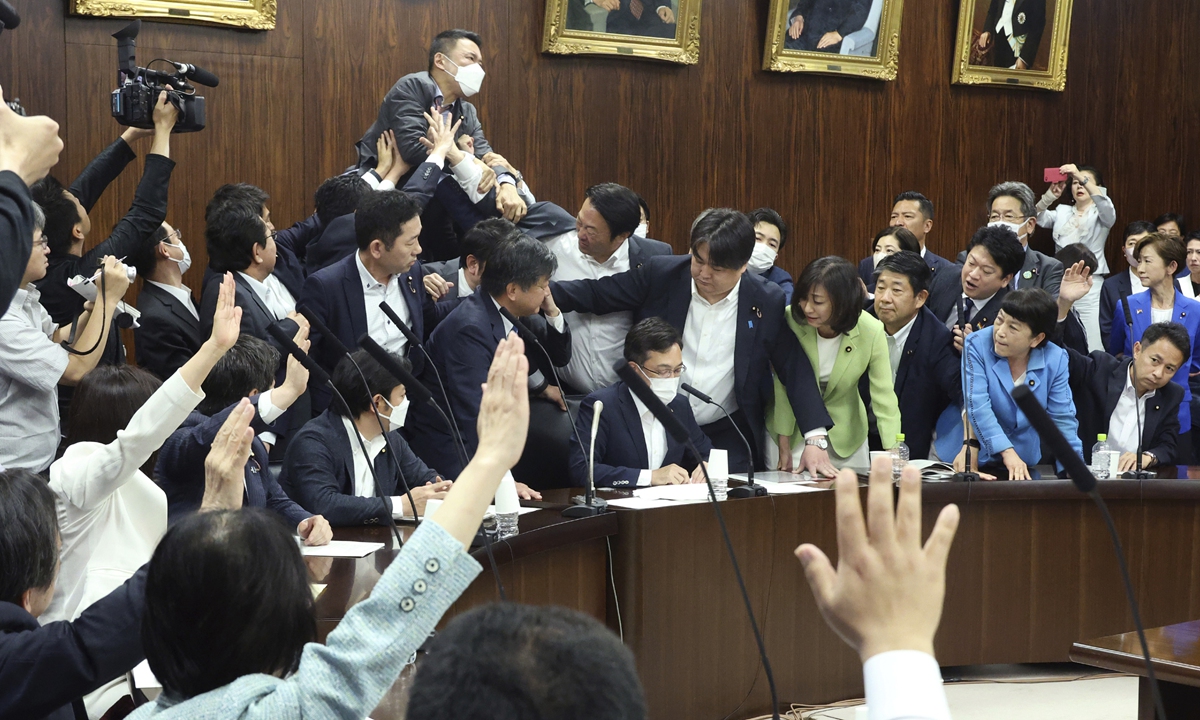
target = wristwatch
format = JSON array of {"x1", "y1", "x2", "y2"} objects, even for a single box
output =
[
  {"x1": 804, "y1": 436, "x2": 829, "y2": 451},
  {"x1": 1143, "y1": 451, "x2": 1157, "y2": 466}
]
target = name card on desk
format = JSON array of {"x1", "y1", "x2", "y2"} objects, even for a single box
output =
[{"x1": 299, "y1": 540, "x2": 385, "y2": 558}]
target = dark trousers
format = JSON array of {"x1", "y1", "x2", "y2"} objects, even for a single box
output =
[{"x1": 699, "y1": 410, "x2": 758, "y2": 473}]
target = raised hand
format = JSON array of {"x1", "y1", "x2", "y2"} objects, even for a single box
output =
[
  {"x1": 419, "y1": 110, "x2": 463, "y2": 164},
  {"x1": 200, "y1": 399, "x2": 255, "y2": 512},
  {"x1": 375, "y1": 130, "x2": 395, "y2": 179},
  {"x1": 0, "y1": 84, "x2": 63, "y2": 185},
  {"x1": 209, "y1": 272, "x2": 242, "y2": 352},
  {"x1": 795, "y1": 457, "x2": 960, "y2": 662},
  {"x1": 1058, "y1": 260, "x2": 1093, "y2": 307},
  {"x1": 475, "y1": 335, "x2": 531, "y2": 471}
]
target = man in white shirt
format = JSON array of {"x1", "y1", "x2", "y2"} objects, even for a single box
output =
[
  {"x1": 544, "y1": 183, "x2": 672, "y2": 395},
  {"x1": 568, "y1": 318, "x2": 711, "y2": 488},
  {"x1": 0, "y1": 205, "x2": 131, "y2": 472},
  {"x1": 132, "y1": 221, "x2": 203, "y2": 380}
]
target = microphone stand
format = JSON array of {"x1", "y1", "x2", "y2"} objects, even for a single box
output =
[
  {"x1": 954, "y1": 299, "x2": 981, "y2": 482},
  {"x1": 617, "y1": 361, "x2": 780, "y2": 720},
  {"x1": 1012, "y1": 385, "x2": 1166, "y2": 720},
  {"x1": 563, "y1": 399, "x2": 607, "y2": 517},
  {"x1": 681, "y1": 383, "x2": 765, "y2": 497}
]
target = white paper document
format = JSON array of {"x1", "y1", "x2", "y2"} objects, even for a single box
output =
[
  {"x1": 752, "y1": 480, "x2": 831, "y2": 495},
  {"x1": 632, "y1": 484, "x2": 712, "y2": 502},
  {"x1": 299, "y1": 540, "x2": 385, "y2": 558}
]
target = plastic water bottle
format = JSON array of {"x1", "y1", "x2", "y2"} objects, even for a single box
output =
[
  {"x1": 1091, "y1": 434, "x2": 1112, "y2": 480},
  {"x1": 891, "y1": 433, "x2": 910, "y2": 480},
  {"x1": 708, "y1": 449, "x2": 729, "y2": 501},
  {"x1": 495, "y1": 470, "x2": 520, "y2": 539}
]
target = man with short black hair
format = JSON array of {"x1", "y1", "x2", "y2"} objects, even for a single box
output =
[
  {"x1": 569, "y1": 317, "x2": 711, "y2": 487},
  {"x1": 1100, "y1": 220, "x2": 1157, "y2": 350},
  {"x1": 956, "y1": 181, "x2": 1063, "y2": 298},
  {"x1": 867, "y1": 251, "x2": 961, "y2": 460},
  {"x1": 551, "y1": 208, "x2": 831, "y2": 474},
  {"x1": 747, "y1": 207, "x2": 795, "y2": 303},
  {"x1": 131, "y1": 222, "x2": 202, "y2": 380},
  {"x1": 544, "y1": 183, "x2": 671, "y2": 395},
  {"x1": 859, "y1": 191, "x2": 950, "y2": 284},
  {"x1": 927, "y1": 224, "x2": 1026, "y2": 353},
  {"x1": 1155, "y1": 212, "x2": 1186, "y2": 237}
]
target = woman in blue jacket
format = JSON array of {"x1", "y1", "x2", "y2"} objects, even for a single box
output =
[{"x1": 956, "y1": 288, "x2": 1081, "y2": 480}]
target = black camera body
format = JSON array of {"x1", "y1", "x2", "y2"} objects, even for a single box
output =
[{"x1": 109, "y1": 20, "x2": 214, "y2": 134}]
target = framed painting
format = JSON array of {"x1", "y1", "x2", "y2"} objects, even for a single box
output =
[
  {"x1": 762, "y1": 0, "x2": 906, "y2": 80},
  {"x1": 69, "y1": 0, "x2": 277, "y2": 30},
  {"x1": 951, "y1": 0, "x2": 1075, "y2": 90},
  {"x1": 542, "y1": 0, "x2": 703, "y2": 65}
]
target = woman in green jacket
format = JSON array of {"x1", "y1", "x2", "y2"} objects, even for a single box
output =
[{"x1": 768, "y1": 256, "x2": 901, "y2": 475}]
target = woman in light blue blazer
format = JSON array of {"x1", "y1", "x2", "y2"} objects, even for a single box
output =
[{"x1": 956, "y1": 288, "x2": 1082, "y2": 480}]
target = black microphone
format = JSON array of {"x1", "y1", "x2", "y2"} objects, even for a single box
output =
[
  {"x1": 0, "y1": 1, "x2": 20, "y2": 30},
  {"x1": 267, "y1": 323, "x2": 406, "y2": 547},
  {"x1": 1121, "y1": 361, "x2": 1151, "y2": 479},
  {"x1": 495, "y1": 306, "x2": 593, "y2": 499},
  {"x1": 378, "y1": 301, "x2": 468, "y2": 468},
  {"x1": 616, "y1": 360, "x2": 780, "y2": 720},
  {"x1": 171, "y1": 61, "x2": 220, "y2": 87},
  {"x1": 954, "y1": 322, "x2": 981, "y2": 482},
  {"x1": 1011, "y1": 385, "x2": 1164, "y2": 720},
  {"x1": 681, "y1": 382, "x2": 764, "y2": 497},
  {"x1": 298, "y1": 305, "x2": 351, "y2": 359}
]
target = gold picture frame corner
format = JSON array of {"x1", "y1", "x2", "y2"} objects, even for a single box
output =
[
  {"x1": 540, "y1": 0, "x2": 702, "y2": 65},
  {"x1": 71, "y1": 0, "x2": 277, "y2": 30}
]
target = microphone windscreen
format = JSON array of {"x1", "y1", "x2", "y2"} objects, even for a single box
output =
[
  {"x1": 0, "y1": 1, "x2": 20, "y2": 29},
  {"x1": 298, "y1": 305, "x2": 351, "y2": 359},
  {"x1": 496, "y1": 306, "x2": 537, "y2": 344},
  {"x1": 591, "y1": 400, "x2": 604, "y2": 436},
  {"x1": 379, "y1": 301, "x2": 421, "y2": 347},
  {"x1": 680, "y1": 382, "x2": 713, "y2": 405},
  {"x1": 357, "y1": 334, "x2": 434, "y2": 405},
  {"x1": 615, "y1": 360, "x2": 690, "y2": 443},
  {"x1": 184, "y1": 63, "x2": 220, "y2": 88},
  {"x1": 267, "y1": 323, "x2": 330, "y2": 386},
  {"x1": 1011, "y1": 384, "x2": 1096, "y2": 492}
]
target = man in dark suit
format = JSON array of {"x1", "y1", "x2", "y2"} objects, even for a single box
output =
[
  {"x1": 1100, "y1": 221, "x2": 1156, "y2": 350},
  {"x1": 154, "y1": 336, "x2": 331, "y2": 545},
  {"x1": 129, "y1": 222, "x2": 202, "y2": 380},
  {"x1": 954, "y1": 181, "x2": 1062, "y2": 298},
  {"x1": 783, "y1": 0, "x2": 870, "y2": 53},
  {"x1": 354, "y1": 30, "x2": 526, "y2": 261},
  {"x1": 864, "y1": 252, "x2": 962, "y2": 460},
  {"x1": 424, "y1": 233, "x2": 572, "y2": 478},
  {"x1": 570, "y1": 318, "x2": 711, "y2": 488},
  {"x1": 551, "y1": 208, "x2": 832, "y2": 474},
  {"x1": 979, "y1": 0, "x2": 1047, "y2": 70},
  {"x1": 605, "y1": 0, "x2": 678, "y2": 38},
  {"x1": 281, "y1": 349, "x2": 453, "y2": 526},
  {"x1": 857, "y1": 192, "x2": 952, "y2": 283},
  {"x1": 926, "y1": 224, "x2": 1026, "y2": 353},
  {"x1": 747, "y1": 207, "x2": 795, "y2": 304}
]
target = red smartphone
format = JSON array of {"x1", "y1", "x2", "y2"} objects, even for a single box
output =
[{"x1": 1044, "y1": 167, "x2": 1068, "y2": 183}]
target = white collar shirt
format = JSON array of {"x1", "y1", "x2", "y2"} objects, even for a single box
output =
[
  {"x1": 356, "y1": 253, "x2": 410, "y2": 357},
  {"x1": 682, "y1": 278, "x2": 740, "y2": 425},
  {"x1": 238, "y1": 272, "x2": 296, "y2": 321},
  {"x1": 550, "y1": 231, "x2": 633, "y2": 393},
  {"x1": 1108, "y1": 368, "x2": 1155, "y2": 456},
  {"x1": 457, "y1": 266, "x2": 474, "y2": 298},
  {"x1": 341, "y1": 416, "x2": 389, "y2": 498},
  {"x1": 630, "y1": 390, "x2": 668, "y2": 487},
  {"x1": 886, "y1": 313, "x2": 919, "y2": 381}
]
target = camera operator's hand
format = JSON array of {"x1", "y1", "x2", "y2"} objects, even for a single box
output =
[
  {"x1": 0, "y1": 84, "x2": 64, "y2": 186},
  {"x1": 100, "y1": 255, "x2": 133, "y2": 302},
  {"x1": 150, "y1": 91, "x2": 179, "y2": 158}
]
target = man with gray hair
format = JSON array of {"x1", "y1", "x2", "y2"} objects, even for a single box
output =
[{"x1": 957, "y1": 181, "x2": 1062, "y2": 298}]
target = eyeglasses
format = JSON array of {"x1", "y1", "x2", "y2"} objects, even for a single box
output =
[
  {"x1": 33, "y1": 239, "x2": 49, "y2": 249},
  {"x1": 640, "y1": 364, "x2": 686, "y2": 379},
  {"x1": 988, "y1": 212, "x2": 1027, "y2": 223}
]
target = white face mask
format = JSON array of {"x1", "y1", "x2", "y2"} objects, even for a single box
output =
[
  {"x1": 445, "y1": 57, "x2": 485, "y2": 97},
  {"x1": 747, "y1": 243, "x2": 778, "y2": 274},
  {"x1": 166, "y1": 240, "x2": 192, "y2": 275},
  {"x1": 638, "y1": 367, "x2": 680, "y2": 405},
  {"x1": 381, "y1": 396, "x2": 411, "y2": 431},
  {"x1": 872, "y1": 251, "x2": 886, "y2": 268},
  {"x1": 634, "y1": 222, "x2": 649, "y2": 238},
  {"x1": 989, "y1": 220, "x2": 1029, "y2": 244}
]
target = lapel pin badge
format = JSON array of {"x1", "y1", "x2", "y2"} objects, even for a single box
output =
[
  {"x1": 1028, "y1": 379, "x2": 1035, "y2": 387},
  {"x1": 1017, "y1": 11, "x2": 1026, "y2": 23},
  {"x1": 1136, "y1": 308, "x2": 1143, "y2": 314},
  {"x1": 844, "y1": 346, "x2": 852, "y2": 353},
  {"x1": 407, "y1": 276, "x2": 417, "y2": 294},
  {"x1": 1023, "y1": 270, "x2": 1033, "y2": 279},
  {"x1": 753, "y1": 306, "x2": 762, "y2": 318}
]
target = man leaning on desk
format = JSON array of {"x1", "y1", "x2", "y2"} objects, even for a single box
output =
[{"x1": 569, "y1": 318, "x2": 711, "y2": 488}]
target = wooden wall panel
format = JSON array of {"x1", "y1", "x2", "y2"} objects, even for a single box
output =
[{"x1": 10, "y1": 0, "x2": 1200, "y2": 309}]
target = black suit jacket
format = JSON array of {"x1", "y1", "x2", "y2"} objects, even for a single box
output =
[
  {"x1": 1063, "y1": 351, "x2": 1182, "y2": 466},
  {"x1": 858, "y1": 251, "x2": 954, "y2": 290},
  {"x1": 134, "y1": 282, "x2": 202, "y2": 380},
  {"x1": 0, "y1": 171, "x2": 34, "y2": 318},
  {"x1": 0, "y1": 567, "x2": 146, "y2": 720},
  {"x1": 1100, "y1": 270, "x2": 1134, "y2": 351},
  {"x1": 280, "y1": 408, "x2": 440, "y2": 526},
  {"x1": 955, "y1": 246, "x2": 1063, "y2": 298},
  {"x1": 861, "y1": 307, "x2": 963, "y2": 460},
  {"x1": 569, "y1": 381, "x2": 712, "y2": 488},
  {"x1": 421, "y1": 289, "x2": 573, "y2": 477},
  {"x1": 926, "y1": 263, "x2": 1009, "y2": 335},
  {"x1": 550, "y1": 255, "x2": 832, "y2": 467},
  {"x1": 199, "y1": 273, "x2": 300, "y2": 356},
  {"x1": 983, "y1": 0, "x2": 1047, "y2": 66}
]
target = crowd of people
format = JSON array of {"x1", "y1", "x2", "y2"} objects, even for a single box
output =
[{"x1": 0, "y1": 23, "x2": 1191, "y2": 720}]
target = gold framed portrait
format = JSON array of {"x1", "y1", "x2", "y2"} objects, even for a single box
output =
[
  {"x1": 762, "y1": 0, "x2": 906, "y2": 80},
  {"x1": 69, "y1": 0, "x2": 277, "y2": 30},
  {"x1": 542, "y1": 0, "x2": 703, "y2": 65},
  {"x1": 951, "y1": 0, "x2": 1075, "y2": 91}
]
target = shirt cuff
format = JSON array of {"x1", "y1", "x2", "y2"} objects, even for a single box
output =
[
  {"x1": 637, "y1": 469, "x2": 652, "y2": 487},
  {"x1": 257, "y1": 389, "x2": 283, "y2": 424},
  {"x1": 863, "y1": 650, "x2": 951, "y2": 720},
  {"x1": 497, "y1": 172, "x2": 517, "y2": 186},
  {"x1": 450, "y1": 155, "x2": 486, "y2": 203},
  {"x1": 804, "y1": 427, "x2": 829, "y2": 441},
  {"x1": 425, "y1": 148, "x2": 448, "y2": 169},
  {"x1": 545, "y1": 312, "x2": 565, "y2": 333},
  {"x1": 390, "y1": 495, "x2": 408, "y2": 519},
  {"x1": 259, "y1": 431, "x2": 278, "y2": 447},
  {"x1": 362, "y1": 169, "x2": 383, "y2": 190},
  {"x1": 378, "y1": 179, "x2": 396, "y2": 191}
]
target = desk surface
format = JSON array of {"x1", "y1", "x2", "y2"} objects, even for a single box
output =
[{"x1": 1072, "y1": 621, "x2": 1200, "y2": 688}]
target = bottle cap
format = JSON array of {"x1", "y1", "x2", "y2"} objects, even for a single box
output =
[
  {"x1": 1097, "y1": 434, "x2": 1107, "y2": 442},
  {"x1": 896, "y1": 433, "x2": 905, "y2": 442}
]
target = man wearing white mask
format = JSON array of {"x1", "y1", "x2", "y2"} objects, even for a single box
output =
[
  {"x1": 544, "y1": 183, "x2": 672, "y2": 395},
  {"x1": 132, "y1": 221, "x2": 202, "y2": 380},
  {"x1": 281, "y1": 348, "x2": 543, "y2": 526},
  {"x1": 354, "y1": 29, "x2": 527, "y2": 260},
  {"x1": 747, "y1": 207, "x2": 794, "y2": 304},
  {"x1": 956, "y1": 181, "x2": 1063, "y2": 299},
  {"x1": 569, "y1": 318, "x2": 711, "y2": 487}
]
